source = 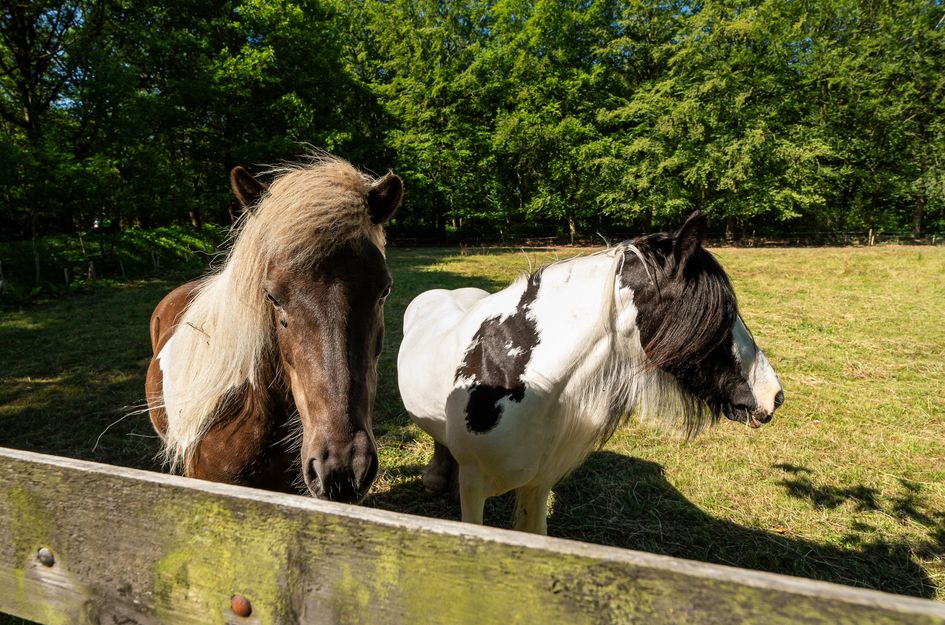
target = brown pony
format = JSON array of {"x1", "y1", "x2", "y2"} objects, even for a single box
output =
[{"x1": 146, "y1": 156, "x2": 402, "y2": 503}]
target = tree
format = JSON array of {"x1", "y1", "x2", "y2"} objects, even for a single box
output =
[
  {"x1": 803, "y1": 0, "x2": 945, "y2": 234},
  {"x1": 598, "y1": 1, "x2": 839, "y2": 234}
]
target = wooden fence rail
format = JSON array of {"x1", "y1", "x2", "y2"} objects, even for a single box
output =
[{"x1": 2, "y1": 446, "x2": 944, "y2": 625}]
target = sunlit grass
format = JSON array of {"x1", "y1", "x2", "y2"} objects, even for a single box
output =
[{"x1": 1, "y1": 246, "x2": 943, "y2": 603}]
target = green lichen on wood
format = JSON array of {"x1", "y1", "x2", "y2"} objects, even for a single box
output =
[
  {"x1": 152, "y1": 494, "x2": 304, "y2": 624},
  {"x1": 1, "y1": 486, "x2": 75, "y2": 625},
  {"x1": 308, "y1": 517, "x2": 588, "y2": 625},
  {"x1": 6, "y1": 486, "x2": 50, "y2": 571}
]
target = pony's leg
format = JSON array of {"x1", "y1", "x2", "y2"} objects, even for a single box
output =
[
  {"x1": 458, "y1": 464, "x2": 488, "y2": 525},
  {"x1": 422, "y1": 440, "x2": 458, "y2": 496},
  {"x1": 512, "y1": 486, "x2": 551, "y2": 535}
]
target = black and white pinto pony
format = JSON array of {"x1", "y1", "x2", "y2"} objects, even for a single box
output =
[{"x1": 397, "y1": 212, "x2": 784, "y2": 534}]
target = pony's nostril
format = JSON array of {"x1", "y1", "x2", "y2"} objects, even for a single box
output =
[
  {"x1": 354, "y1": 453, "x2": 379, "y2": 494},
  {"x1": 774, "y1": 390, "x2": 785, "y2": 409},
  {"x1": 320, "y1": 468, "x2": 358, "y2": 502}
]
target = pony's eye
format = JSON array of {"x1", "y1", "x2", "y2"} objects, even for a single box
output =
[
  {"x1": 380, "y1": 286, "x2": 392, "y2": 300},
  {"x1": 264, "y1": 290, "x2": 281, "y2": 307}
]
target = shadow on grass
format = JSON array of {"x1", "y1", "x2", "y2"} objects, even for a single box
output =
[
  {"x1": 373, "y1": 451, "x2": 938, "y2": 599},
  {"x1": 548, "y1": 452, "x2": 937, "y2": 598},
  {"x1": 774, "y1": 463, "x2": 945, "y2": 559},
  {"x1": 0, "y1": 278, "x2": 185, "y2": 471}
]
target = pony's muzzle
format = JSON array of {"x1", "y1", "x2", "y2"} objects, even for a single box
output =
[
  {"x1": 747, "y1": 389, "x2": 784, "y2": 428},
  {"x1": 303, "y1": 431, "x2": 378, "y2": 504}
]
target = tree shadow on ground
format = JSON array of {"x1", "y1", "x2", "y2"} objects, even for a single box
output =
[
  {"x1": 548, "y1": 452, "x2": 940, "y2": 598},
  {"x1": 774, "y1": 463, "x2": 945, "y2": 535}
]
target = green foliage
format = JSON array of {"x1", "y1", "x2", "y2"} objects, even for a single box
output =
[
  {"x1": 0, "y1": 225, "x2": 224, "y2": 305},
  {"x1": 1, "y1": 0, "x2": 943, "y2": 242}
]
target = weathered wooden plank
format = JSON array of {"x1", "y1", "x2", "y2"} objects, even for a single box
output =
[{"x1": 0, "y1": 447, "x2": 943, "y2": 625}]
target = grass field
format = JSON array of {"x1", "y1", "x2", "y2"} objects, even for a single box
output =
[{"x1": 1, "y1": 245, "x2": 944, "y2": 612}]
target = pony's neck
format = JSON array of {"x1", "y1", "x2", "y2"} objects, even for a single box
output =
[
  {"x1": 525, "y1": 251, "x2": 626, "y2": 386},
  {"x1": 548, "y1": 246, "x2": 694, "y2": 440}
]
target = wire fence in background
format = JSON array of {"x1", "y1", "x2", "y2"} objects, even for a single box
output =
[{"x1": 388, "y1": 230, "x2": 945, "y2": 249}]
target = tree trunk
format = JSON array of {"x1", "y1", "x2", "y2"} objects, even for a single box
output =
[
  {"x1": 432, "y1": 198, "x2": 446, "y2": 241},
  {"x1": 565, "y1": 183, "x2": 577, "y2": 245},
  {"x1": 189, "y1": 208, "x2": 203, "y2": 229},
  {"x1": 913, "y1": 196, "x2": 925, "y2": 237},
  {"x1": 31, "y1": 212, "x2": 41, "y2": 284}
]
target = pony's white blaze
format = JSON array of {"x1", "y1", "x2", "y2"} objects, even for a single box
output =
[
  {"x1": 733, "y1": 316, "x2": 782, "y2": 416},
  {"x1": 399, "y1": 213, "x2": 784, "y2": 535}
]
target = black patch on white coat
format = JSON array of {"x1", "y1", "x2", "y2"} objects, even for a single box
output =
[{"x1": 454, "y1": 272, "x2": 542, "y2": 433}]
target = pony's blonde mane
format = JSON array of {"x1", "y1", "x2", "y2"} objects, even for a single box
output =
[{"x1": 158, "y1": 156, "x2": 386, "y2": 471}]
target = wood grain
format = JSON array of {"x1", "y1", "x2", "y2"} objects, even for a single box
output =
[{"x1": 1, "y1": 447, "x2": 943, "y2": 625}]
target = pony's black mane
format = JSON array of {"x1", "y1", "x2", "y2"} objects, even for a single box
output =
[
  {"x1": 613, "y1": 230, "x2": 742, "y2": 437},
  {"x1": 622, "y1": 232, "x2": 739, "y2": 371}
]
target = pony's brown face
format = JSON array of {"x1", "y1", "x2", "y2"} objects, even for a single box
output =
[
  {"x1": 263, "y1": 240, "x2": 390, "y2": 502},
  {"x1": 234, "y1": 166, "x2": 402, "y2": 503}
]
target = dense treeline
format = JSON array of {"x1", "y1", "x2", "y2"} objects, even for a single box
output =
[{"x1": 1, "y1": 0, "x2": 943, "y2": 248}]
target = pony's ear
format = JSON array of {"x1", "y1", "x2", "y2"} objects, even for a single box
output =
[
  {"x1": 367, "y1": 172, "x2": 403, "y2": 224},
  {"x1": 230, "y1": 166, "x2": 267, "y2": 211},
  {"x1": 673, "y1": 211, "x2": 707, "y2": 269}
]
